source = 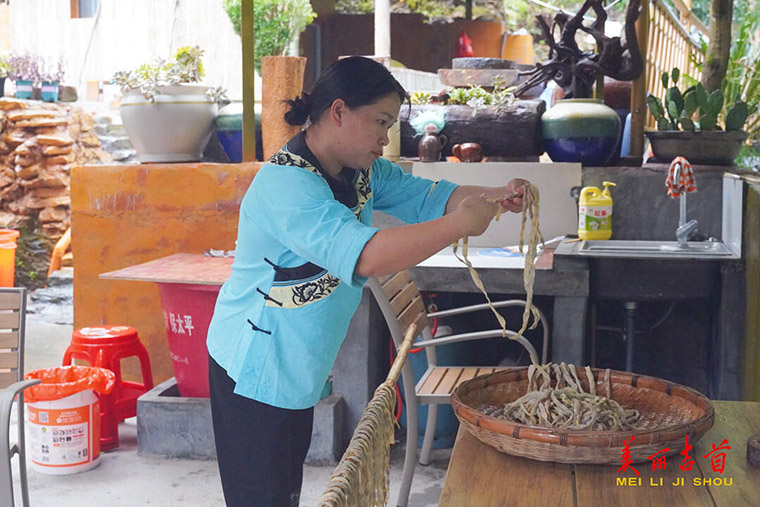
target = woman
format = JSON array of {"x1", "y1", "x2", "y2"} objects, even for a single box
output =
[{"x1": 207, "y1": 56, "x2": 529, "y2": 506}]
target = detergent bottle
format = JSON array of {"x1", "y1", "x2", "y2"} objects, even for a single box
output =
[{"x1": 578, "y1": 181, "x2": 616, "y2": 240}]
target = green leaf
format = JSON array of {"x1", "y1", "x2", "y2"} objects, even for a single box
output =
[
  {"x1": 646, "y1": 95, "x2": 665, "y2": 118},
  {"x1": 706, "y1": 89, "x2": 724, "y2": 116},
  {"x1": 666, "y1": 86, "x2": 684, "y2": 115},
  {"x1": 671, "y1": 68, "x2": 680, "y2": 85},
  {"x1": 661, "y1": 72, "x2": 669, "y2": 89},
  {"x1": 657, "y1": 117, "x2": 672, "y2": 131},
  {"x1": 667, "y1": 100, "x2": 680, "y2": 123},
  {"x1": 696, "y1": 83, "x2": 709, "y2": 110},
  {"x1": 700, "y1": 112, "x2": 718, "y2": 131},
  {"x1": 726, "y1": 101, "x2": 749, "y2": 131},
  {"x1": 684, "y1": 91, "x2": 698, "y2": 117},
  {"x1": 680, "y1": 112, "x2": 695, "y2": 131}
]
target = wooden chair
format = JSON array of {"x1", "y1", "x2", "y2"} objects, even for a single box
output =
[
  {"x1": 0, "y1": 288, "x2": 41, "y2": 507},
  {"x1": 367, "y1": 271, "x2": 549, "y2": 507}
]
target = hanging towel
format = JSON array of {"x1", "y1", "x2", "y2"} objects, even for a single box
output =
[{"x1": 666, "y1": 156, "x2": 697, "y2": 197}]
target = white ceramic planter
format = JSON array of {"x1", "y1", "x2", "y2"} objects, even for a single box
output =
[{"x1": 119, "y1": 84, "x2": 218, "y2": 163}]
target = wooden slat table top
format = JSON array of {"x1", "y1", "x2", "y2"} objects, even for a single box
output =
[
  {"x1": 694, "y1": 400, "x2": 760, "y2": 506},
  {"x1": 99, "y1": 253, "x2": 233, "y2": 285},
  {"x1": 440, "y1": 400, "x2": 760, "y2": 507},
  {"x1": 439, "y1": 429, "x2": 576, "y2": 507}
]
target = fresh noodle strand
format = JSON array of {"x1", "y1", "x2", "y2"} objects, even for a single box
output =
[{"x1": 455, "y1": 185, "x2": 641, "y2": 432}]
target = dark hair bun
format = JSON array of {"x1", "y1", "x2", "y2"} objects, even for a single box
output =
[{"x1": 283, "y1": 92, "x2": 312, "y2": 126}]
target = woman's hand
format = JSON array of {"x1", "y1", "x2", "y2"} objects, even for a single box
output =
[
  {"x1": 454, "y1": 194, "x2": 500, "y2": 237},
  {"x1": 488, "y1": 178, "x2": 530, "y2": 214}
]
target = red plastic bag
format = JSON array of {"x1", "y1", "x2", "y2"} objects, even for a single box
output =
[{"x1": 24, "y1": 365, "x2": 116, "y2": 403}]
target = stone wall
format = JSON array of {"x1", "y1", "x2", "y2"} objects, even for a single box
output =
[{"x1": 0, "y1": 97, "x2": 111, "y2": 240}]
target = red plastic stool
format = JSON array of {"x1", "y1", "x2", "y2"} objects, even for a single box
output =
[{"x1": 62, "y1": 326, "x2": 153, "y2": 451}]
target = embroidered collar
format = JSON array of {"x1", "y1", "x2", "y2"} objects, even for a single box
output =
[{"x1": 269, "y1": 132, "x2": 372, "y2": 219}]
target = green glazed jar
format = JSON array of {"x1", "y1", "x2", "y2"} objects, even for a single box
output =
[{"x1": 541, "y1": 98, "x2": 621, "y2": 166}]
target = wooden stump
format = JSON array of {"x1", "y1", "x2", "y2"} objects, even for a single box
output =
[
  {"x1": 400, "y1": 101, "x2": 546, "y2": 159},
  {"x1": 261, "y1": 56, "x2": 307, "y2": 160}
]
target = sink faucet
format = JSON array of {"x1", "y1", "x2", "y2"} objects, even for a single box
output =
[
  {"x1": 672, "y1": 162, "x2": 698, "y2": 248},
  {"x1": 677, "y1": 219, "x2": 698, "y2": 247}
]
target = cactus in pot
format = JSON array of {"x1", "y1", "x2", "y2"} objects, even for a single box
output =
[
  {"x1": 644, "y1": 67, "x2": 753, "y2": 165},
  {"x1": 646, "y1": 68, "x2": 751, "y2": 132}
]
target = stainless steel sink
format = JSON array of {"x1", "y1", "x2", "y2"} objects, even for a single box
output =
[{"x1": 577, "y1": 240, "x2": 738, "y2": 259}]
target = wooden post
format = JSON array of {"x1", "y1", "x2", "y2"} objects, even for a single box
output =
[
  {"x1": 261, "y1": 56, "x2": 307, "y2": 160},
  {"x1": 629, "y1": 0, "x2": 650, "y2": 161},
  {"x1": 241, "y1": 0, "x2": 256, "y2": 161}
]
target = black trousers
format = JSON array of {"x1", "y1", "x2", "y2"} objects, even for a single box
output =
[{"x1": 209, "y1": 355, "x2": 314, "y2": 507}]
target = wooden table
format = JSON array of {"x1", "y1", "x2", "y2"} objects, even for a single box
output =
[
  {"x1": 100, "y1": 253, "x2": 233, "y2": 285},
  {"x1": 100, "y1": 253, "x2": 234, "y2": 397},
  {"x1": 439, "y1": 400, "x2": 760, "y2": 507}
]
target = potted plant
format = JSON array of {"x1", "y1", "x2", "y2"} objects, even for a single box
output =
[
  {"x1": 223, "y1": 0, "x2": 316, "y2": 74},
  {"x1": 223, "y1": 0, "x2": 316, "y2": 159},
  {"x1": 513, "y1": 0, "x2": 644, "y2": 166},
  {"x1": 646, "y1": 68, "x2": 752, "y2": 165},
  {"x1": 6, "y1": 53, "x2": 41, "y2": 100},
  {"x1": 399, "y1": 82, "x2": 547, "y2": 161},
  {"x1": 112, "y1": 46, "x2": 227, "y2": 163},
  {"x1": 40, "y1": 59, "x2": 65, "y2": 102}
]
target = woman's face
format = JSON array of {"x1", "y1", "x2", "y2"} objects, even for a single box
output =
[{"x1": 335, "y1": 92, "x2": 402, "y2": 169}]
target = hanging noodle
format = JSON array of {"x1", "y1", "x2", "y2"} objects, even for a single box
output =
[
  {"x1": 455, "y1": 184, "x2": 641, "y2": 431},
  {"x1": 318, "y1": 383, "x2": 396, "y2": 507}
]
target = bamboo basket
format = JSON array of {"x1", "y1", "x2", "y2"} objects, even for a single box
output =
[{"x1": 451, "y1": 367, "x2": 714, "y2": 465}]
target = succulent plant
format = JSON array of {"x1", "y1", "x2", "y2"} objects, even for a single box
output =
[
  {"x1": 410, "y1": 91, "x2": 431, "y2": 105},
  {"x1": 647, "y1": 67, "x2": 752, "y2": 132},
  {"x1": 112, "y1": 46, "x2": 227, "y2": 103},
  {"x1": 444, "y1": 81, "x2": 515, "y2": 116}
]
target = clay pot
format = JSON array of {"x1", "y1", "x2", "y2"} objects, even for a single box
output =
[
  {"x1": 418, "y1": 132, "x2": 447, "y2": 162},
  {"x1": 452, "y1": 143, "x2": 484, "y2": 162}
]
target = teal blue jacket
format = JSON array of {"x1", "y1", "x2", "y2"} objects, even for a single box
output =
[{"x1": 207, "y1": 136, "x2": 457, "y2": 409}]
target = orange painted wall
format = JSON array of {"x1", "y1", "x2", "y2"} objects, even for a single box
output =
[{"x1": 70, "y1": 163, "x2": 261, "y2": 383}]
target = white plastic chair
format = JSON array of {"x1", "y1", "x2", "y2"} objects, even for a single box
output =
[{"x1": 368, "y1": 271, "x2": 549, "y2": 507}]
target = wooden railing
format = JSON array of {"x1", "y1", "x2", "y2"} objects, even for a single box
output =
[{"x1": 644, "y1": 0, "x2": 707, "y2": 127}]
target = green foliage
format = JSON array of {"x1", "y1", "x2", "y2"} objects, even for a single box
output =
[
  {"x1": 335, "y1": 0, "x2": 627, "y2": 28},
  {"x1": 444, "y1": 79, "x2": 515, "y2": 116},
  {"x1": 174, "y1": 46, "x2": 206, "y2": 82},
  {"x1": 0, "y1": 54, "x2": 8, "y2": 79},
  {"x1": 410, "y1": 91, "x2": 431, "y2": 105},
  {"x1": 335, "y1": 0, "x2": 374, "y2": 14},
  {"x1": 722, "y1": 2, "x2": 760, "y2": 149},
  {"x1": 647, "y1": 67, "x2": 750, "y2": 132},
  {"x1": 111, "y1": 46, "x2": 226, "y2": 103},
  {"x1": 726, "y1": 101, "x2": 750, "y2": 131},
  {"x1": 223, "y1": 0, "x2": 316, "y2": 73}
]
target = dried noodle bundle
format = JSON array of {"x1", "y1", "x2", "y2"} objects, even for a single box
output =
[
  {"x1": 318, "y1": 383, "x2": 396, "y2": 507},
  {"x1": 319, "y1": 324, "x2": 417, "y2": 507}
]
